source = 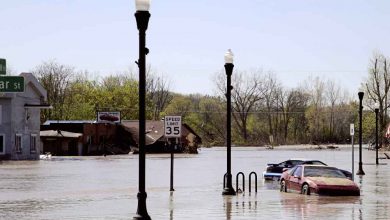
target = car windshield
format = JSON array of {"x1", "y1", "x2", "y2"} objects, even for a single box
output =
[
  {"x1": 304, "y1": 166, "x2": 346, "y2": 178},
  {"x1": 301, "y1": 160, "x2": 327, "y2": 165},
  {"x1": 283, "y1": 160, "x2": 302, "y2": 167}
]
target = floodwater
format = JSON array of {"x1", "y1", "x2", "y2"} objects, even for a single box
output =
[{"x1": 0, "y1": 146, "x2": 389, "y2": 219}]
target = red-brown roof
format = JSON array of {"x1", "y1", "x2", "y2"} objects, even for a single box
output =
[{"x1": 121, "y1": 120, "x2": 165, "y2": 146}]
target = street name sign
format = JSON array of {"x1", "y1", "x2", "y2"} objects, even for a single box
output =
[
  {"x1": 164, "y1": 116, "x2": 182, "y2": 138},
  {"x1": 0, "y1": 59, "x2": 5, "y2": 75},
  {"x1": 0, "y1": 76, "x2": 25, "y2": 92}
]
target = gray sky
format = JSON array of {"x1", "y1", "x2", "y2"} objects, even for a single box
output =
[{"x1": 1, "y1": 0, "x2": 390, "y2": 96}]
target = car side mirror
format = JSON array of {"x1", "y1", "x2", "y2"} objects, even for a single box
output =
[{"x1": 294, "y1": 175, "x2": 301, "y2": 179}]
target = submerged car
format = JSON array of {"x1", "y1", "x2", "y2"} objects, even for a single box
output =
[
  {"x1": 263, "y1": 159, "x2": 353, "y2": 180},
  {"x1": 279, "y1": 165, "x2": 360, "y2": 196},
  {"x1": 263, "y1": 159, "x2": 327, "y2": 180}
]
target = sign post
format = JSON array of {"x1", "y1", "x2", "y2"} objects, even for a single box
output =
[
  {"x1": 164, "y1": 116, "x2": 182, "y2": 192},
  {"x1": 0, "y1": 59, "x2": 6, "y2": 75},
  {"x1": 350, "y1": 123, "x2": 355, "y2": 181}
]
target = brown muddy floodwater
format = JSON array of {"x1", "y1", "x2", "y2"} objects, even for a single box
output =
[{"x1": 0, "y1": 146, "x2": 389, "y2": 219}]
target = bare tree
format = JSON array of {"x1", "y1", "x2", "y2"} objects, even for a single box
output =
[
  {"x1": 197, "y1": 96, "x2": 226, "y2": 145},
  {"x1": 364, "y1": 52, "x2": 390, "y2": 146},
  {"x1": 146, "y1": 67, "x2": 173, "y2": 120},
  {"x1": 215, "y1": 69, "x2": 264, "y2": 142},
  {"x1": 278, "y1": 88, "x2": 309, "y2": 143},
  {"x1": 325, "y1": 79, "x2": 341, "y2": 140},
  {"x1": 261, "y1": 73, "x2": 280, "y2": 140},
  {"x1": 303, "y1": 76, "x2": 326, "y2": 142},
  {"x1": 32, "y1": 60, "x2": 74, "y2": 121}
]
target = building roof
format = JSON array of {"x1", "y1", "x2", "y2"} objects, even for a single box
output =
[
  {"x1": 121, "y1": 120, "x2": 202, "y2": 146},
  {"x1": 20, "y1": 72, "x2": 47, "y2": 101},
  {"x1": 121, "y1": 120, "x2": 165, "y2": 146},
  {"x1": 43, "y1": 120, "x2": 95, "y2": 125},
  {"x1": 40, "y1": 130, "x2": 82, "y2": 138}
]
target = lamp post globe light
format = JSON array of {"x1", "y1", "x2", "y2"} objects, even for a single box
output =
[
  {"x1": 375, "y1": 102, "x2": 379, "y2": 165},
  {"x1": 356, "y1": 92, "x2": 365, "y2": 175},
  {"x1": 222, "y1": 49, "x2": 236, "y2": 195},
  {"x1": 134, "y1": 0, "x2": 151, "y2": 219}
]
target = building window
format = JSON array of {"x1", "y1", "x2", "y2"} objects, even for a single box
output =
[
  {"x1": 0, "y1": 134, "x2": 4, "y2": 155},
  {"x1": 15, "y1": 134, "x2": 22, "y2": 153},
  {"x1": 30, "y1": 134, "x2": 37, "y2": 153},
  {"x1": 0, "y1": 105, "x2": 2, "y2": 124}
]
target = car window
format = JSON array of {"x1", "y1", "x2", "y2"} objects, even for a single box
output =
[
  {"x1": 288, "y1": 166, "x2": 297, "y2": 175},
  {"x1": 291, "y1": 160, "x2": 302, "y2": 166},
  {"x1": 293, "y1": 166, "x2": 302, "y2": 177},
  {"x1": 302, "y1": 160, "x2": 327, "y2": 165},
  {"x1": 304, "y1": 167, "x2": 346, "y2": 178}
]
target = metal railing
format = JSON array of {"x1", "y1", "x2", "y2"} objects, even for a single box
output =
[
  {"x1": 236, "y1": 172, "x2": 245, "y2": 193},
  {"x1": 248, "y1": 171, "x2": 257, "y2": 193},
  {"x1": 223, "y1": 171, "x2": 258, "y2": 194}
]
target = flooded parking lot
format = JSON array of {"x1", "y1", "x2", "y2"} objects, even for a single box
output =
[{"x1": 0, "y1": 146, "x2": 389, "y2": 219}]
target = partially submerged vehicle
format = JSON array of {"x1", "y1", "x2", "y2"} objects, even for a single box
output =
[
  {"x1": 263, "y1": 159, "x2": 327, "y2": 180},
  {"x1": 263, "y1": 158, "x2": 352, "y2": 180},
  {"x1": 279, "y1": 165, "x2": 360, "y2": 196}
]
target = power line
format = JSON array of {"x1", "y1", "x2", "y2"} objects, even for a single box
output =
[{"x1": 184, "y1": 110, "x2": 358, "y2": 114}]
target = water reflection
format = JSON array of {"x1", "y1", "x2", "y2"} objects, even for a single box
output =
[
  {"x1": 169, "y1": 191, "x2": 174, "y2": 220},
  {"x1": 282, "y1": 194, "x2": 360, "y2": 219},
  {"x1": 223, "y1": 196, "x2": 232, "y2": 220}
]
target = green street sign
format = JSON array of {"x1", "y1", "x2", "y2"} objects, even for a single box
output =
[
  {"x1": 0, "y1": 76, "x2": 25, "y2": 92},
  {"x1": 0, "y1": 59, "x2": 5, "y2": 75}
]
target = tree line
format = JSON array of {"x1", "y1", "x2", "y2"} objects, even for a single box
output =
[{"x1": 31, "y1": 52, "x2": 390, "y2": 147}]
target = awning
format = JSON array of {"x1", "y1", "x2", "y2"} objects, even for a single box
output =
[
  {"x1": 25, "y1": 104, "x2": 53, "y2": 109},
  {"x1": 40, "y1": 130, "x2": 82, "y2": 138}
]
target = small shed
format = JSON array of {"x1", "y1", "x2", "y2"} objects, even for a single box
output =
[{"x1": 40, "y1": 130, "x2": 83, "y2": 156}]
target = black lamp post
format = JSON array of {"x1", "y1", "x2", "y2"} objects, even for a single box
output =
[
  {"x1": 375, "y1": 102, "x2": 379, "y2": 165},
  {"x1": 134, "y1": 0, "x2": 151, "y2": 219},
  {"x1": 222, "y1": 49, "x2": 236, "y2": 195},
  {"x1": 356, "y1": 92, "x2": 365, "y2": 176}
]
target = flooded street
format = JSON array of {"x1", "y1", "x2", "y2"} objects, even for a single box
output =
[{"x1": 0, "y1": 146, "x2": 389, "y2": 219}]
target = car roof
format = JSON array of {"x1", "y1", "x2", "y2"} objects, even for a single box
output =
[
  {"x1": 300, "y1": 164, "x2": 333, "y2": 168},
  {"x1": 288, "y1": 158, "x2": 322, "y2": 161}
]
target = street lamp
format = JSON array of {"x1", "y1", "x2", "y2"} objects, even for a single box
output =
[
  {"x1": 375, "y1": 102, "x2": 379, "y2": 165},
  {"x1": 356, "y1": 92, "x2": 365, "y2": 175},
  {"x1": 222, "y1": 49, "x2": 236, "y2": 195},
  {"x1": 134, "y1": 0, "x2": 151, "y2": 219}
]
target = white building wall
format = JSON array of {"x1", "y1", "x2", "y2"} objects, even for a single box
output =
[{"x1": 0, "y1": 73, "x2": 46, "y2": 160}]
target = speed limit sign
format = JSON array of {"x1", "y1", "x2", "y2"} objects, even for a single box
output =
[{"x1": 164, "y1": 116, "x2": 182, "y2": 137}]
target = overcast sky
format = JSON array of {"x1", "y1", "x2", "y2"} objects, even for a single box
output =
[{"x1": 1, "y1": 0, "x2": 390, "y2": 96}]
